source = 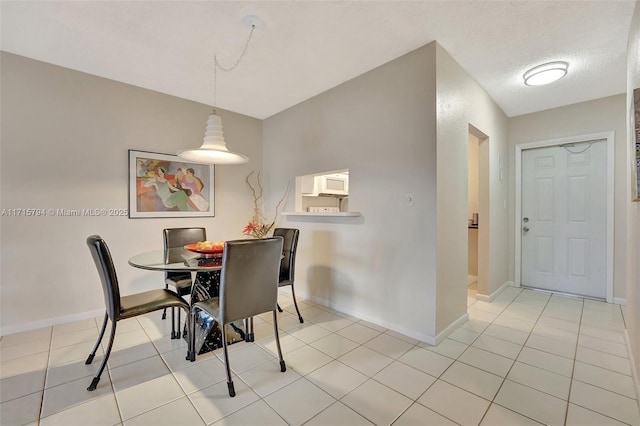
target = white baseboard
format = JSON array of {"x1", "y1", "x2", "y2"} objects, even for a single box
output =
[
  {"x1": 624, "y1": 330, "x2": 640, "y2": 413},
  {"x1": 0, "y1": 309, "x2": 103, "y2": 337},
  {"x1": 433, "y1": 312, "x2": 469, "y2": 346},
  {"x1": 476, "y1": 281, "x2": 513, "y2": 302},
  {"x1": 304, "y1": 293, "x2": 438, "y2": 345},
  {"x1": 613, "y1": 297, "x2": 627, "y2": 306}
]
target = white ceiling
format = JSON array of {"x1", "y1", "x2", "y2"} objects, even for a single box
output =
[{"x1": 1, "y1": 1, "x2": 635, "y2": 120}]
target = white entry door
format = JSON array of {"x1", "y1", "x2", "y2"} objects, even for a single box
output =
[{"x1": 521, "y1": 141, "x2": 607, "y2": 298}]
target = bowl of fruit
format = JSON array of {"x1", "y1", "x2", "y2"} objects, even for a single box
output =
[{"x1": 184, "y1": 240, "x2": 225, "y2": 256}]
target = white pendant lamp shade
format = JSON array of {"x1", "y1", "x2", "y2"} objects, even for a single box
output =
[
  {"x1": 178, "y1": 113, "x2": 249, "y2": 164},
  {"x1": 523, "y1": 61, "x2": 569, "y2": 86}
]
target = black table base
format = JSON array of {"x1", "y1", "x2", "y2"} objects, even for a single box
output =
[{"x1": 185, "y1": 270, "x2": 246, "y2": 354}]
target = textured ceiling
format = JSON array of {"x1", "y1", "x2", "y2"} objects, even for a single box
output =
[{"x1": 0, "y1": 1, "x2": 635, "y2": 119}]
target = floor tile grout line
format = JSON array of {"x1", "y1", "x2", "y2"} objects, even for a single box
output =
[
  {"x1": 475, "y1": 287, "x2": 551, "y2": 426},
  {"x1": 568, "y1": 399, "x2": 638, "y2": 425},
  {"x1": 570, "y1": 375, "x2": 639, "y2": 401},
  {"x1": 575, "y1": 303, "x2": 640, "y2": 425},
  {"x1": 107, "y1": 308, "x2": 125, "y2": 426},
  {"x1": 6, "y1": 289, "x2": 636, "y2": 426},
  {"x1": 562, "y1": 296, "x2": 585, "y2": 425},
  {"x1": 176, "y1": 313, "x2": 337, "y2": 424},
  {"x1": 282, "y1": 302, "x2": 418, "y2": 424},
  {"x1": 468, "y1": 313, "x2": 613, "y2": 367},
  {"x1": 248, "y1": 328, "x2": 421, "y2": 426},
  {"x1": 403, "y1": 289, "x2": 527, "y2": 426},
  {"x1": 478, "y1": 288, "x2": 615, "y2": 423},
  {"x1": 496, "y1": 292, "x2": 637, "y2": 423},
  {"x1": 36, "y1": 325, "x2": 55, "y2": 424},
  {"x1": 261, "y1": 374, "x2": 336, "y2": 426},
  {"x1": 106, "y1": 316, "x2": 190, "y2": 425},
  {"x1": 208, "y1": 290, "x2": 636, "y2": 425}
]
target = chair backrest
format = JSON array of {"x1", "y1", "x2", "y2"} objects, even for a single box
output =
[
  {"x1": 86, "y1": 235, "x2": 121, "y2": 321},
  {"x1": 163, "y1": 228, "x2": 206, "y2": 282},
  {"x1": 219, "y1": 237, "x2": 284, "y2": 324},
  {"x1": 273, "y1": 228, "x2": 299, "y2": 283},
  {"x1": 163, "y1": 227, "x2": 207, "y2": 263}
]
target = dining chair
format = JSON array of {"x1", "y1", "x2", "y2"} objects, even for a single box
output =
[
  {"x1": 187, "y1": 237, "x2": 286, "y2": 397},
  {"x1": 273, "y1": 228, "x2": 303, "y2": 323},
  {"x1": 85, "y1": 235, "x2": 190, "y2": 391},
  {"x1": 163, "y1": 227, "x2": 206, "y2": 339}
]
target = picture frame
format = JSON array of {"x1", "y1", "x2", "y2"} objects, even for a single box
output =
[
  {"x1": 128, "y1": 150, "x2": 215, "y2": 218},
  {"x1": 633, "y1": 88, "x2": 640, "y2": 201}
]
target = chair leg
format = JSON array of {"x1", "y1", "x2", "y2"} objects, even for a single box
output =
[
  {"x1": 171, "y1": 307, "x2": 178, "y2": 339},
  {"x1": 187, "y1": 308, "x2": 196, "y2": 362},
  {"x1": 277, "y1": 303, "x2": 283, "y2": 313},
  {"x1": 162, "y1": 284, "x2": 169, "y2": 320},
  {"x1": 221, "y1": 323, "x2": 235, "y2": 397},
  {"x1": 290, "y1": 286, "x2": 304, "y2": 323},
  {"x1": 86, "y1": 312, "x2": 108, "y2": 365},
  {"x1": 176, "y1": 308, "x2": 182, "y2": 339},
  {"x1": 272, "y1": 310, "x2": 286, "y2": 373},
  {"x1": 244, "y1": 317, "x2": 254, "y2": 342},
  {"x1": 87, "y1": 318, "x2": 117, "y2": 391}
]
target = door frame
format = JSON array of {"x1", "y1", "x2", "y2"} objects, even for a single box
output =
[{"x1": 514, "y1": 131, "x2": 614, "y2": 302}]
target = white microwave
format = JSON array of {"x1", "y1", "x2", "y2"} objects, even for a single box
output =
[{"x1": 316, "y1": 174, "x2": 349, "y2": 196}]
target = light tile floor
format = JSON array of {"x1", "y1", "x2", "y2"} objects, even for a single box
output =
[{"x1": 1, "y1": 287, "x2": 639, "y2": 425}]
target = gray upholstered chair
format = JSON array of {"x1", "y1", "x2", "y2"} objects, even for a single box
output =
[
  {"x1": 163, "y1": 227, "x2": 206, "y2": 339},
  {"x1": 85, "y1": 235, "x2": 189, "y2": 391},
  {"x1": 273, "y1": 228, "x2": 303, "y2": 323},
  {"x1": 187, "y1": 237, "x2": 286, "y2": 397}
]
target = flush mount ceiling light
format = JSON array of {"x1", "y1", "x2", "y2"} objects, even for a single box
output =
[
  {"x1": 178, "y1": 16, "x2": 262, "y2": 165},
  {"x1": 523, "y1": 61, "x2": 569, "y2": 86}
]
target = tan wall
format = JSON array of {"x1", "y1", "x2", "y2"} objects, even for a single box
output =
[
  {"x1": 435, "y1": 44, "x2": 511, "y2": 331},
  {"x1": 0, "y1": 53, "x2": 262, "y2": 334},
  {"x1": 263, "y1": 44, "x2": 439, "y2": 339},
  {"x1": 468, "y1": 134, "x2": 480, "y2": 221},
  {"x1": 625, "y1": 0, "x2": 640, "y2": 400},
  {"x1": 508, "y1": 94, "x2": 628, "y2": 301},
  {"x1": 468, "y1": 134, "x2": 480, "y2": 277}
]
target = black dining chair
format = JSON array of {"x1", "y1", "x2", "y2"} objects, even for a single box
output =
[
  {"x1": 85, "y1": 235, "x2": 190, "y2": 391},
  {"x1": 163, "y1": 227, "x2": 206, "y2": 339},
  {"x1": 273, "y1": 228, "x2": 303, "y2": 323},
  {"x1": 187, "y1": 237, "x2": 286, "y2": 397}
]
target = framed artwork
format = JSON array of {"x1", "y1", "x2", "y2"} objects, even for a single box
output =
[{"x1": 128, "y1": 150, "x2": 215, "y2": 218}]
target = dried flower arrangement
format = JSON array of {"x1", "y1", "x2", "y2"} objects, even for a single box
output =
[{"x1": 243, "y1": 171, "x2": 290, "y2": 239}]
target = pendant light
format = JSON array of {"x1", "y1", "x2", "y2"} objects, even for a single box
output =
[
  {"x1": 178, "y1": 112, "x2": 248, "y2": 164},
  {"x1": 178, "y1": 18, "x2": 258, "y2": 164}
]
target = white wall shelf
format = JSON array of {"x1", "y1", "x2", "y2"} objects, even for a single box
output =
[{"x1": 281, "y1": 211, "x2": 361, "y2": 217}]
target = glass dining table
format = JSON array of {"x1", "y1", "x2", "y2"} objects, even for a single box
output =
[{"x1": 128, "y1": 248, "x2": 247, "y2": 356}]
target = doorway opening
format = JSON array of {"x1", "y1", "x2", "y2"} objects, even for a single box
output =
[
  {"x1": 468, "y1": 125, "x2": 490, "y2": 301},
  {"x1": 515, "y1": 132, "x2": 614, "y2": 302}
]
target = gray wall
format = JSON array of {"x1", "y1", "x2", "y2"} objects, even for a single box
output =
[
  {"x1": 263, "y1": 43, "x2": 440, "y2": 340},
  {"x1": 0, "y1": 53, "x2": 262, "y2": 334}
]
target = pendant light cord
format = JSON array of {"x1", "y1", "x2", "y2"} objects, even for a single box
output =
[{"x1": 213, "y1": 24, "x2": 256, "y2": 109}]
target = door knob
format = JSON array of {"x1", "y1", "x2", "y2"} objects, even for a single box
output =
[
  {"x1": 522, "y1": 226, "x2": 530, "y2": 233},
  {"x1": 523, "y1": 217, "x2": 529, "y2": 223}
]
